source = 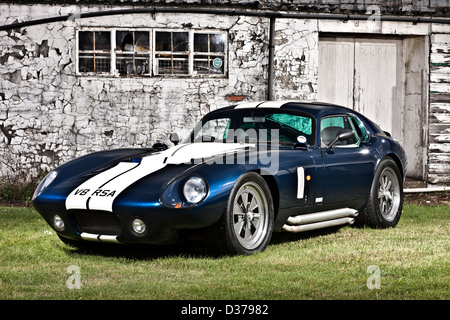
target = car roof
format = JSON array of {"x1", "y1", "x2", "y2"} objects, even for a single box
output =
[{"x1": 211, "y1": 100, "x2": 355, "y2": 119}]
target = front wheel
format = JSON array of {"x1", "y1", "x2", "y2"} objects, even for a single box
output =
[
  {"x1": 207, "y1": 172, "x2": 274, "y2": 255},
  {"x1": 358, "y1": 158, "x2": 403, "y2": 228}
]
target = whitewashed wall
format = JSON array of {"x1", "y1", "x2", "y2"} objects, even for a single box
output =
[
  {"x1": 1, "y1": 3, "x2": 449, "y2": 186},
  {"x1": 0, "y1": 4, "x2": 318, "y2": 183}
]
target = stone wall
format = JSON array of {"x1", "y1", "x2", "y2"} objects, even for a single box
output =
[
  {"x1": 1, "y1": 2, "x2": 449, "y2": 185},
  {"x1": 1, "y1": 4, "x2": 307, "y2": 183}
]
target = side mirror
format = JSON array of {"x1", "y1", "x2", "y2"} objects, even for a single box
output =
[
  {"x1": 169, "y1": 133, "x2": 180, "y2": 145},
  {"x1": 327, "y1": 129, "x2": 354, "y2": 150}
]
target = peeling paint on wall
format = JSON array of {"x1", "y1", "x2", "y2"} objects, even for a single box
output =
[
  {"x1": 1, "y1": 3, "x2": 449, "y2": 186},
  {"x1": 0, "y1": 6, "x2": 279, "y2": 183}
]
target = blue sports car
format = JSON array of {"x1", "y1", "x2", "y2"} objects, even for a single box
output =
[{"x1": 32, "y1": 101, "x2": 407, "y2": 255}]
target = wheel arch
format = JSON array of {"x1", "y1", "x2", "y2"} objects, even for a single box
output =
[
  {"x1": 249, "y1": 169, "x2": 280, "y2": 220},
  {"x1": 381, "y1": 153, "x2": 405, "y2": 183}
]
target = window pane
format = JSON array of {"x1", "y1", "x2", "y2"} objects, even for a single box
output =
[
  {"x1": 94, "y1": 32, "x2": 110, "y2": 51},
  {"x1": 135, "y1": 32, "x2": 149, "y2": 51},
  {"x1": 79, "y1": 53, "x2": 110, "y2": 73},
  {"x1": 194, "y1": 34, "x2": 208, "y2": 52},
  {"x1": 157, "y1": 58, "x2": 171, "y2": 74},
  {"x1": 194, "y1": 55, "x2": 225, "y2": 75},
  {"x1": 79, "y1": 31, "x2": 110, "y2": 51},
  {"x1": 116, "y1": 54, "x2": 150, "y2": 75},
  {"x1": 156, "y1": 31, "x2": 171, "y2": 51},
  {"x1": 94, "y1": 54, "x2": 111, "y2": 72},
  {"x1": 115, "y1": 31, "x2": 150, "y2": 76},
  {"x1": 117, "y1": 31, "x2": 150, "y2": 52},
  {"x1": 173, "y1": 32, "x2": 188, "y2": 52},
  {"x1": 210, "y1": 33, "x2": 225, "y2": 53},
  {"x1": 194, "y1": 33, "x2": 226, "y2": 53},
  {"x1": 194, "y1": 55, "x2": 209, "y2": 74},
  {"x1": 79, "y1": 53, "x2": 94, "y2": 72},
  {"x1": 172, "y1": 58, "x2": 188, "y2": 74},
  {"x1": 116, "y1": 31, "x2": 134, "y2": 51},
  {"x1": 321, "y1": 117, "x2": 344, "y2": 129},
  {"x1": 269, "y1": 114, "x2": 312, "y2": 135},
  {"x1": 350, "y1": 115, "x2": 369, "y2": 142},
  {"x1": 79, "y1": 32, "x2": 93, "y2": 51},
  {"x1": 156, "y1": 54, "x2": 188, "y2": 74},
  {"x1": 321, "y1": 116, "x2": 358, "y2": 146}
]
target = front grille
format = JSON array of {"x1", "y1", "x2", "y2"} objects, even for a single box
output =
[{"x1": 68, "y1": 210, "x2": 121, "y2": 235}]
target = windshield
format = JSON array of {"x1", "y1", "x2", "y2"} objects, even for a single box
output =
[{"x1": 185, "y1": 109, "x2": 315, "y2": 147}]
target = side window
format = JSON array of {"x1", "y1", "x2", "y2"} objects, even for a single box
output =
[
  {"x1": 349, "y1": 114, "x2": 369, "y2": 143},
  {"x1": 320, "y1": 115, "x2": 360, "y2": 148}
]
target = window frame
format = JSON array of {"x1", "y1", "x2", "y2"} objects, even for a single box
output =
[
  {"x1": 320, "y1": 114, "x2": 361, "y2": 148},
  {"x1": 76, "y1": 28, "x2": 228, "y2": 78},
  {"x1": 77, "y1": 29, "x2": 113, "y2": 75},
  {"x1": 192, "y1": 30, "x2": 227, "y2": 76},
  {"x1": 153, "y1": 29, "x2": 190, "y2": 76},
  {"x1": 115, "y1": 29, "x2": 152, "y2": 77}
]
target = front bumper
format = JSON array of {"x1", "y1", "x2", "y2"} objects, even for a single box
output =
[{"x1": 33, "y1": 195, "x2": 227, "y2": 245}]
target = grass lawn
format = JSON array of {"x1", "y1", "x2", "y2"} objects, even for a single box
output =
[{"x1": 0, "y1": 204, "x2": 448, "y2": 300}]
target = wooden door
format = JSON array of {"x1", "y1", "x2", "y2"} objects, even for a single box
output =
[{"x1": 318, "y1": 35, "x2": 425, "y2": 179}]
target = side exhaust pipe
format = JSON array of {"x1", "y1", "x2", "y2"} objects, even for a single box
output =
[{"x1": 282, "y1": 208, "x2": 358, "y2": 233}]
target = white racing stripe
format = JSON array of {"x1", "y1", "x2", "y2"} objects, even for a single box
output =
[
  {"x1": 65, "y1": 162, "x2": 139, "y2": 210},
  {"x1": 234, "y1": 101, "x2": 264, "y2": 109},
  {"x1": 87, "y1": 153, "x2": 169, "y2": 212},
  {"x1": 65, "y1": 143, "x2": 253, "y2": 212},
  {"x1": 257, "y1": 100, "x2": 298, "y2": 108},
  {"x1": 234, "y1": 100, "x2": 299, "y2": 109},
  {"x1": 166, "y1": 142, "x2": 253, "y2": 164}
]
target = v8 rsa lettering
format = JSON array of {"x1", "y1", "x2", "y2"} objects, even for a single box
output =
[
  {"x1": 74, "y1": 189, "x2": 90, "y2": 196},
  {"x1": 73, "y1": 189, "x2": 116, "y2": 197},
  {"x1": 92, "y1": 189, "x2": 116, "y2": 197}
]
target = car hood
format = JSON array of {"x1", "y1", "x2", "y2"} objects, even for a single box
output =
[{"x1": 64, "y1": 142, "x2": 254, "y2": 212}]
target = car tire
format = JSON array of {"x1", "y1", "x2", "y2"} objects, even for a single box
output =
[
  {"x1": 358, "y1": 157, "x2": 403, "y2": 228},
  {"x1": 207, "y1": 172, "x2": 274, "y2": 255}
]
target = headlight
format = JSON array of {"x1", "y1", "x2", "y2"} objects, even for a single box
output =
[
  {"x1": 160, "y1": 175, "x2": 208, "y2": 208},
  {"x1": 131, "y1": 218, "x2": 146, "y2": 234},
  {"x1": 32, "y1": 170, "x2": 58, "y2": 200},
  {"x1": 52, "y1": 215, "x2": 65, "y2": 232},
  {"x1": 183, "y1": 176, "x2": 207, "y2": 204}
]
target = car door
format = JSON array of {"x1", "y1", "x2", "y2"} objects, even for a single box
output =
[
  {"x1": 319, "y1": 114, "x2": 375, "y2": 206},
  {"x1": 256, "y1": 111, "x2": 319, "y2": 209}
]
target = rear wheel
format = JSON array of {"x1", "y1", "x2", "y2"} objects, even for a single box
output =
[
  {"x1": 358, "y1": 158, "x2": 403, "y2": 228},
  {"x1": 208, "y1": 172, "x2": 274, "y2": 255}
]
